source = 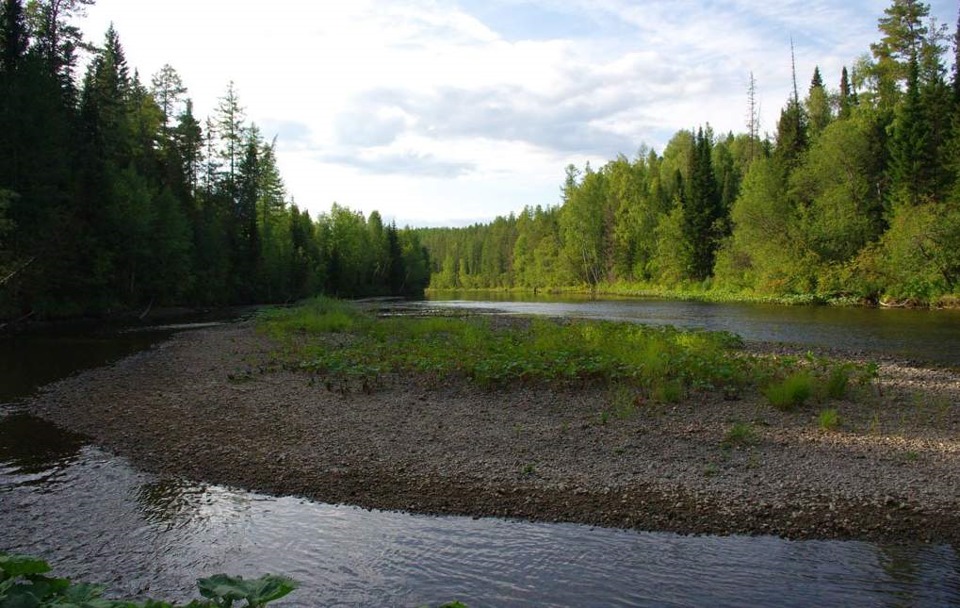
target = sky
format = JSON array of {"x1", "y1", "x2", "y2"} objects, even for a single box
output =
[{"x1": 79, "y1": 0, "x2": 958, "y2": 227}]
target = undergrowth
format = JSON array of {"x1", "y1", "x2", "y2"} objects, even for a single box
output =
[{"x1": 259, "y1": 298, "x2": 870, "y2": 407}]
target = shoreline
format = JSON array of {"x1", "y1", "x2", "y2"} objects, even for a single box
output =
[
  {"x1": 425, "y1": 286, "x2": 960, "y2": 310},
  {"x1": 27, "y1": 321, "x2": 960, "y2": 544}
]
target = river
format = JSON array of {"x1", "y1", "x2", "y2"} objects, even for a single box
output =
[
  {"x1": 1, "y1": 301, "x2": 959, "y2": 606},
  {"x1": 421, "y1": 292, "x2": 960, "y2": 366}
]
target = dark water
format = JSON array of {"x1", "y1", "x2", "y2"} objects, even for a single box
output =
[
  {"x1": 423, "y1": 292, "x2": 960, "y2": 366},
  {"x1": 2, "y1": 428, "x2": 959, "y2": 607},
  {"x1": 2, "y1": 308, "x2": 960, "y2": 606}
]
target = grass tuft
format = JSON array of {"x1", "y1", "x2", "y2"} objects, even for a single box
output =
[
  {"x1": 764, "y1": 372, "x2": 813, "y2": 410},
  {"x1": 825, "y1": 365, "x2": 850, "y2": 399},
  {"x1": 818, "y1": 408, "x2": 841, "y2": 432},
  {"x1": 722, "y1": 421, "x2": 758, "y2": 448}
]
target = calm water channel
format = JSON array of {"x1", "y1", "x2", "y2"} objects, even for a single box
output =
[
  {"x1": 423, "y1": 292, "x2": 960, "y2": 366},
  {"x1": 2, "y1": 301, "x2": 960, "y2": 606}
]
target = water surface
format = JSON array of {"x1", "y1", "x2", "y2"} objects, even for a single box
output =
[
  {"x1": 2, "y1": 310, "x2": 959, "y2": 606},
  {"x1": 2, "y1": 428, "x2": 958, "y2": 607},
  {"x1": 422, "y1": 292, "x2": 960, "y2": 365}
]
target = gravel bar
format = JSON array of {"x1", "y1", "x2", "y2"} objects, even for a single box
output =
[{"x1": 28, "y1": 321, "x2": 960, "y2": 544}]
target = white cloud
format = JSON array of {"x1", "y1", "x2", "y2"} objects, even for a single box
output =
[{"x1": 79, "y1": 0, "x2": 958, "y2": 226}]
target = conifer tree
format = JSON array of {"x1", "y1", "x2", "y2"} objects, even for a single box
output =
[
  {"x1": 233, "y1": 132, "x2": 261, "y2": 301},
  {"x1": 889, "y1": 57, "x2": 933, "y2": 205},
  {"x1": 683, "y1": 127, "x2": 722, "y2": 281},
  {"x1": 839, "y1": 66, "x2": 854, "y2": 118},
  {"x1": 151, "y1": 64, "x2": 187, "y2": 133},
  {"x1": 806, "y1": 66, "x2": 832, "y2": 136},
  {"x1": 214, "y1": 81, "x2": 246, "y2": 194},
  {"x1": 0, "y1": 0, "x2": 27, "y2": 75},
  {"x1": 953, "y1": 6, "x2": 960, "y2": 104}
]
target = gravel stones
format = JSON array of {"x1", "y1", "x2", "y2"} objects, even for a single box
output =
[{"x1": 27, "y1": 321, "x2": 960, "y2": 544}]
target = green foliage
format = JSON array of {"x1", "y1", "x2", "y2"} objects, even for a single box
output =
[
  {"x1": 197, "y1": 574, "x2": 297, "y2": 608},
  {"x1": 722, "y1": 421, "x2": 758, "y2": 448},
  {"x1": 682, "y1": 127, "x2": 724, "y2": 281},
  {"x1": 608, "y1": 383, "x2": 639, "y2": 419},
  {"x1": 263, "y1": 299, "x2": 763, "y2": 395},
  {"x1": 764, "y1": 372, "x2": 814, "y2": 410},
  {"x1": 863, "y1": 201, "x2": 960, "y2": 301},
  {"x1": 825, "y1": 365, "x2": 851, "y2": 399},
  {"x1": 0, "y1": 552, "x2": 297, "y2": 607},
  {"x1": 0, "y1": 15, "x2": 429, "y2": 320},
  {"x1": 818, "y1": 408, "x2": 841, "y2": 431},
  {"x1": 415, "y1": 1, "x2": 960, "y2": 308}
]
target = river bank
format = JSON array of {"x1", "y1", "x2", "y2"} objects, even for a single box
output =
[
  {"x1": 427, "y1": 285, "x2": 960, "y2": 309},
  {"x1": 27, "y1": 320, "x2": 960, "y2": 544}
]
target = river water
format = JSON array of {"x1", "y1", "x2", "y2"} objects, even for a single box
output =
[
  {"x1": 422, "y1": 292, "x2": 960, "y2": 366},
  {"x1": 2, "y1": 302, "x2": 959, "y2": 606}
]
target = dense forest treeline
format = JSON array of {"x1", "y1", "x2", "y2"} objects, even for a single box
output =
[
  {"x1": 0, "y1": 0, "x2": 430, "y2": 320},
  {"x1": 420, "y1": 0, "x2": 960, "y2": 306}
]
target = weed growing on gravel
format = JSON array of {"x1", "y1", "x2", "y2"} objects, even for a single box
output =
[
  {"x1": 608, "y1": 384, "x2": 639, "y2": 419},
  {"x1": 722, "y1": 421, "x2": 758, "y2": 448},
  {"x1": 858, "y1": 361, "x2": 882, "y2": 395},
  {"x1": 652, "y1": 380, "x2": 683, "y2": 403},
  {"x1": 825, "y1": 365, "x2": 851, "y2": 399},
  {"x1": 260, "y1": 298, "x2": 866, "y2": 406},
  {"x1": 764, "y1": 372, "x2": 814, "y2": 410},
  {"x1": 818, "y1": 408, "x2": 841, "y2": 432}
]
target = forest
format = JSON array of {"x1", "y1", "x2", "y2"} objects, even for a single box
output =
[
  {"x1": 420, "y1": 0, "x2": 960, "y2": 307},
  {"x1": 0, "y1": 0, "x2": 430, "y2": 321}
]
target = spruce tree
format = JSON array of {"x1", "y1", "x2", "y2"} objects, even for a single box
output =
[
  {"x1": 683, "y1": 127, "x2": 722, "y2": 281},
  {"x1": 806, "y1": 66, "x2": 831, "y2": 136},
  {"x1": 953, "y1": 6, "x2": 960, "y2": 105},
  {"x1": 839, "y1": 66, "x2": 853, "y2": 119},
  {"x1": 774, "y1": 99, "x2": 807, "y2": 168},
  {"x1": 233, "y1": 132, "x2": 261, "y2": 301},
  {"x1": 889, "y1": 56, "x2": 933, "y2": 205},
  {"x1": 0, "y1": 0, "x2": 27, "y2": 75}
]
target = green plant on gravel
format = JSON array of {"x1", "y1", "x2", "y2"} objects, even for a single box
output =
[
  {"x1": 0, "y1": 552, "x2": 297, "y2": 608},
  {"x1": 818, "y1": 408, "x2": 841, "y2": 432},
  {"x1": 764, "y1": 372, "x2": 814, "y2": 410},
  {"x1": 608, "y1": 383, "x2": 639, "y2": 419},
  {"x1": 651, "y1": 380, "x2": 683, "y2": 403},
  {"x1": 857, "y1": 361, "x2": 882, "y2": 395},
  {"x1": 260, "y1": 298, "x2": 848, "y2": 405},
  {"x1": 825, "y1": 365, "x2": 851, "y2": 399},
  {"x1": 722, "y1": 421, "x2": 758, "y2": 448}
]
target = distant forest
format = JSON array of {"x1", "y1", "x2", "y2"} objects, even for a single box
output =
[
  {"x1": 0, "y1": 0, "x2": 430, "y2": 320},
  {"x1": 419, "y1": 0, "x2": 960, "y2": 307}
]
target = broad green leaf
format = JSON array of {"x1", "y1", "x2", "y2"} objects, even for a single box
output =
[
  {"x1": 0, "y1": 555, "x2": 51, "y2": 579},
  {"x1": 242, "y1": 575, "x2": 298, "y2": 606},
  {"x1": 196, "y1": 574, "x2": 248, "y2": 603}
]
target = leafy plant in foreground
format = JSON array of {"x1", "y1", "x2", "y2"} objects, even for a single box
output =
[{"x1": 0, "y1": 552, "x2": 297, "y2": 608}]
